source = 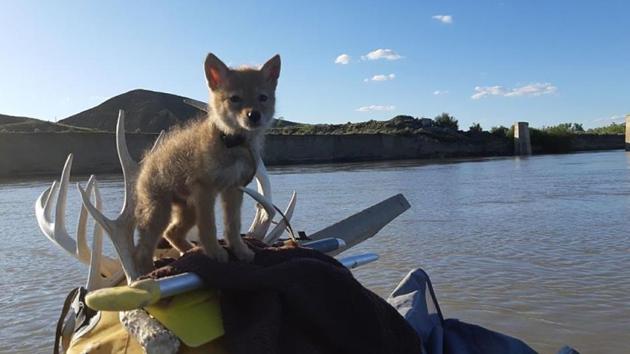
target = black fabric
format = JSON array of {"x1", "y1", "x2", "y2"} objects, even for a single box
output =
[
  {"x1": 54, "y1": 287, "x2": 80, "y2": 354},
  {"x1": 150, "y1": 243, "x2": 422, "y2": 354},
  {"x1": 71, "y1": 287, "x2": 98, "y2": 334},
  {"x1": 54, "y1": 286, "x2": 99, "y2": 354}
]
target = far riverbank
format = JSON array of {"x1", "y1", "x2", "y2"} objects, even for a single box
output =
[{"x1": 0, "y1": 132, "x2": 623, "y2": 177}]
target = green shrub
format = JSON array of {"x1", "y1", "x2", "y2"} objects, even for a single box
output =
[
  {"x1": 530, "y1": 127, "x2": 573, "y2": 153},
  {"x1": 433, "y1": 113, "x2": 458, "y2": 130},
  {"x1": 490, "y1": 125, "x2": 509, "y2": 137},
  {"x1": 469, "y1": 122, "x2": 482, "y2": 133},
  {"x1": 587, "y1": 122, "x2": 625, "y2": 135},
  {"x1": 542, "y1": 122, "x2": 584, "y2": 135}
]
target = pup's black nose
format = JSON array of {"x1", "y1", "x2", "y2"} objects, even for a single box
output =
[{"x1": 248, "y1": 110, "x2": 261, "y2": 124}]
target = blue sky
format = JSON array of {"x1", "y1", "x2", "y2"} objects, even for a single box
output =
[{"x1": 0, "y1": 0, "x2": 628, "y2": 129}]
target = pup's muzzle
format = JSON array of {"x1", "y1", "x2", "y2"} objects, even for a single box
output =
[{"x1": 247, "y1": 110, "x2": 261, "y2": 125}]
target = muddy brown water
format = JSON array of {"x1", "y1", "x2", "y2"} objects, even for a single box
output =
[{"x1": 1, "y1": 150, "x2": 629, "y2": 353}]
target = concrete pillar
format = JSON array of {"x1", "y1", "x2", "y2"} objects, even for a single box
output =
[
  {"x1": 514, "y1": 122, "x2": 532, "y2": 155},
  {"x1": 625, "y1": 115, "x2": 630, "y2": 151}
]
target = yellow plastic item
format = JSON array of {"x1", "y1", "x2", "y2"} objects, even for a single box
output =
[
  {"x1": 145, "y1": 289, "x2": 225, "y2": 347},
  {"x1": 84, "y1": 279, "x2": 225, "y2": 348},
  {"x1": 67, "y1": 309, "x2": 228, "y2": 354},
  {"x1": 86, "y1": 279, "x2": 161, "y2": 311},
  {"x1": 68, "y1": 310, "x2": 145, "y2": 354}
]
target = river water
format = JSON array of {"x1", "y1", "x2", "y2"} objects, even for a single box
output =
[{"x1": 1, "y1": 150, "x2": 629, "y2": 353}]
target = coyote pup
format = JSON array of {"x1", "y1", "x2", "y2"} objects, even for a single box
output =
[{"x1": 134, "y1": 53, "x2": 281, "y2": 273}]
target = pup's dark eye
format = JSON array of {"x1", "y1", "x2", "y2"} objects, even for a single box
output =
[
  {"x1": 258, "y1": 94, "x2": 268, "y2": 102},
  {"x1": 229, "y1": 95, "x2": 242, "y2": 103}
]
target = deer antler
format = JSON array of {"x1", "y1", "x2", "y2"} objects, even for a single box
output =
[
  {"x1": 37, "y1": 156, "x2": 127, "y2": 352},
  {"x1": 35, "y1": 154, "x2": 121, "y2": 277},
  {"x1": 150, "y1": 130, "x2": 166, "y2": 154},
  {"x1": 77, "y1": 110, "x2": 140, "y2": 282},
  {"x1": 263, "y1": 191, "x2": 297, "y2": 244},
  {"x1": 75, "y1": 110, "x2": 179, "y2": 352},
  {"x1": 85, "y1": 178, "x2": 126, "y2": 290},
  {"x1": 247, "y1": 155, "x2": 276, "y2": 239}
]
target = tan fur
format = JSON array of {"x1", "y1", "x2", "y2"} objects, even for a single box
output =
[{"x1": 133, "y1": 53, "x2": 281, "y2": 273}]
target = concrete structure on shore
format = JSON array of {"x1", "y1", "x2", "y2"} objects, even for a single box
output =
[
  {"x1": 514, "y1": 122, "x2": 532, "y2": 156},
  {"x1": 0, "y1": 129, "x2": 625, "y2": 178},
  {"x1": 625, "y1": 115, "x2": 630, "y2": 151},
  {"x1": 0, "y1": 132, "x2": 513, "y2": 177}
]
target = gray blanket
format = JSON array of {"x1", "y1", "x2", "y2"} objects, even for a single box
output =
[{"x1": 387, "y1": 268, "x2": 579, "y2": 354}]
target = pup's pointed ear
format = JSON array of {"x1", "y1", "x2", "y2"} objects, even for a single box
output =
[
  {"x1": 204, "y1": 53, "x2": 230, "y2": 90},
  {"x1": 261, "y1": 54, "x2": 281, "y2": 82}
]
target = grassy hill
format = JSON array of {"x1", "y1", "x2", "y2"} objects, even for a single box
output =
[
  {"x1": 58, "y1": 89, "x2": 301, "y2": 133},
  {"x1": 0, "y1": 114, "x2": 101, "y2": 133},
  {"x1": 267, "y1": 115, "x2": 468, "y2": 141},
  {"x1": 0, "y1": 91, "x2": 485, "y2": 139},
  {"x1": 59, "y1": 89, "x2": 206, "y2": 133},
  {"x1": 0, "y1": 114, "x2": 34, "y2": 126}
]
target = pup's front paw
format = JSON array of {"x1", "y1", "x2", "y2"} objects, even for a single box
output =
[
  {"x1": 206, "y1": 246, "x2": 229, "y2": 263},
  {"x1": 230, "y1": 245, "x2": 255, "y2": 262}
]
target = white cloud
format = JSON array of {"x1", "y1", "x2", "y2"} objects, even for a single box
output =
[
  {"x1": 356, "y1": 105, "x2": 396, "y2": 112},
  {"x1": 471, "y1": 83, "x2": 557, "y2": 100},
  {"x1": 364, "y1": 73, "x2": 395, "y2": 82},
  {"x1": 432, "y1": 15, "x2": 453, "y2": 24},
  {"x1": 471, "y1": 85, "x2": 506, "y2": 100},
  {"x1": 335, "y1": 54, "x2": 351, "y2": 65},
  {"x1": 433, "y1": 90, "x2": 449, "y2": 95},
  {"x1": 505, "y1": 83, "x2": 557, "y2": 97},
  {"x1": 361, "y1": 49, "x2": 403, "y2": 61}
]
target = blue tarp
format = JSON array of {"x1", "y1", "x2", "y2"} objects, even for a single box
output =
[{"x1": 387, "y1": 268, "x2": 579, "y2": 354}]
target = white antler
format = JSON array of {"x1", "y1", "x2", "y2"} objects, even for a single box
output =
[
  {"x1": 182, "y1": 98, "x2": 208, "y2": 112},
  {"x1": 150, "y1": 130, "x2": 166, "y2": 154},
  {"x1": 76, "y1": 110, "x2": 180, "y2": 352},
  {"x1": 35, "y1": 154, "x2": 121, "y2": 277},
  {"x1": 263, "y1": 191, "x2": 297, "y2": 244},
  {"x1": 242, "y1": 156, "x2": 299, "y2": 242},
  {"x1": 85, "y1": 178, "x2": 126, "y2": 290},
  {"x1": 247, "y1": 156, "x2": 275, "y2": 239},
  {"x1": 77, "y1": 110, "x2": 140, "y2": 282},
  {"x1": 37, "y1": 156, "x2": 126, "y2": 351}
]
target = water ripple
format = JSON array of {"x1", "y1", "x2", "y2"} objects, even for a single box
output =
[{"x1": 1, "y1": 151, "x2": 629, "y2": 353}]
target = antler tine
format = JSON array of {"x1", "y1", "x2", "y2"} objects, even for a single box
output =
[
  {"x1": 263, "y1": 191, "x2": 297, "y2": 244},
  {"x1": 50, "y1": 154, "x2": 78, "y2": 253},
  {"x1": 116, "y1": 110, "x2": 139, "y2": 219},
  {"x1": 247, "y1": 156, "x2": 275, "y2": 239},
  {"x1": 42, "y1": 181, "x2": 57, "y2": 210},
  {"x1": 150, "y1": 130, "x2": 166, "y2": 154},
  {"x1": 35, "y1": 181, "x2": 57, "y2": 241},
  {"x1": 77, "y1": 111, "x2": 138, "y2": 281},
  {"x1": 76, "y1": 175, "x2": 96, "y2": 263},
  {"x1": 35, "y1": 154, "x2": 121, "y2": 277},
  {"x1": 77, "y1": 184, "x2": 115, "y2": 238},
  {"x1": 79, "y1": 176, "x2": 122, "y2": 277},
  {"x1": 86, "y1": 179, "x2": 125, "y2": 290},
  {"x1": 78, "y1": 111, "x2": 140, "y2": 282},
  {"x1": 240, "y1": 186, "x2": 276, "y2": 226},
  {"x1": 78, "y1": 175, "x2": 139, "y2": 283},
  {"x1": 182, "y1": 98, "x2": 208, "y2": 112}
]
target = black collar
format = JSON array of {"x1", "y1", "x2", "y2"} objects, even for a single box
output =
[{"x1": 220, "y1": 132, "x2": 247, "y2": 148}]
